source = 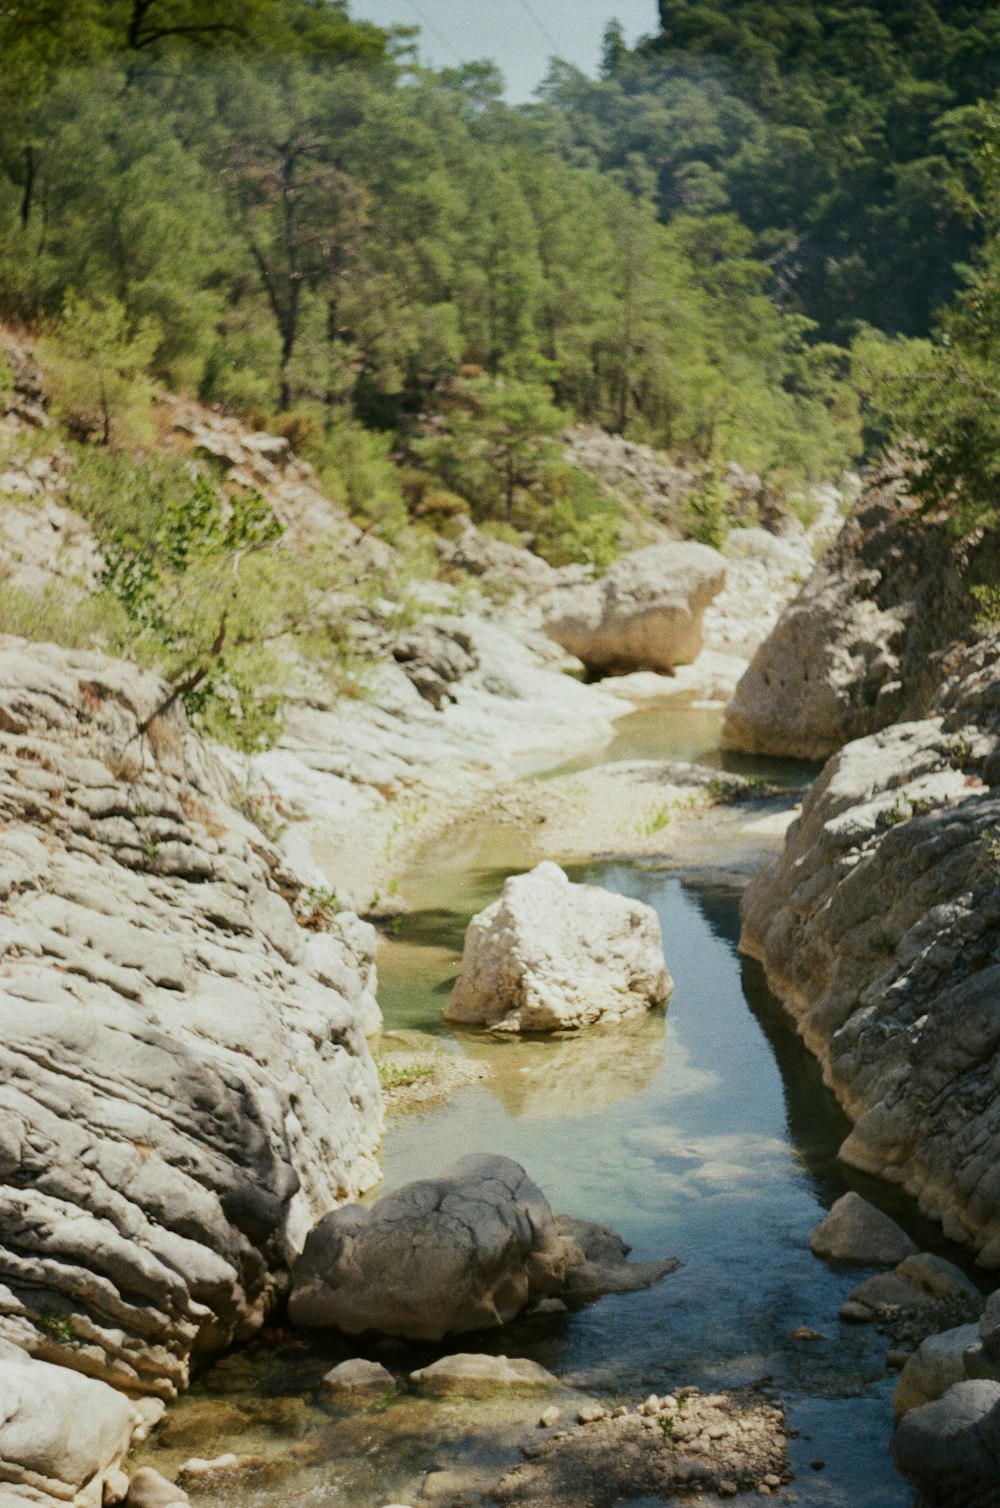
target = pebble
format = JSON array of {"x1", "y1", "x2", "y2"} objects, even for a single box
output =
[
  {"x1": 577, "y1": 1403, "x2": 607, "y2": 1424},
  {"x1": 763, "y1": 1476, "x2": 782, "y2": 1488},
  {"x1": 177, "y1": 1455, "x2": 238, "y2": 1479},
  {"x1": 538, "y1": 1407, "x2": 561, "y2": 1428},
  {"x1": 789, "y1": 1326, "x2": 823, "y2": 1342}
]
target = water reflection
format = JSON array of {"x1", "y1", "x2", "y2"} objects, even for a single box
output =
[{"x1": 452, "y1": 1012, "x2": 673, "y2": 1120}]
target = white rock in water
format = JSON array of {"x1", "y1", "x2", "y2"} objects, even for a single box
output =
[
  {"x1": 544, "y1": 541, "x2": 726, "y2": 673},
  {"x1": 127, "y1": 1466, "x2": 191, "y2": 1506},
  {"x1": 0, "y1": 1348, "x2": 137, "y2": 1505},
  {"x1": 322, "y1": 1359, "x2": 396, "y2": 1394},
  {"x1": 409, "y1": 1353, "x2": 560, "y2": 1395},
  {"x1": 445, "y1": 862, "x2": 672, "y2": 1033}
]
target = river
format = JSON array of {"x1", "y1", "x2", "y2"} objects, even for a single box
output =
[{"x1": 133, "y1": 702, "x2": 960, "y2": 1506}]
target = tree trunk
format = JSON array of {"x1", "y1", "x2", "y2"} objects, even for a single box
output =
[{"x1": 19, "y1": 145, "x2": 35, "y2": 228}]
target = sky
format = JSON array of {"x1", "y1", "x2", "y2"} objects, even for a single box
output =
[{"x1": 348, "y1": 0, "x2": 661, "y2": 102}]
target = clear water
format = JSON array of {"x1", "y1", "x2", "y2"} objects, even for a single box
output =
[{"x1": 134, "y1": 703, "x2": 953, "y2": 1507}]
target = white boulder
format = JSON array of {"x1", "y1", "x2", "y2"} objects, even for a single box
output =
[
  {"x1": 0, "y1": 1346, "x2": 138, "y2": 1506},
  {"x1": 544, "y1": 542, "x2": 726, "y2": 673},
  {"x1": 444, "y1": 862, "x2": 672, "y2": 1033}
]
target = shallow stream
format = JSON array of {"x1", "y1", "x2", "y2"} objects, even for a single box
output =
[{"x1": 136, "y1": 703, "x2": 963, "y2": 1506}]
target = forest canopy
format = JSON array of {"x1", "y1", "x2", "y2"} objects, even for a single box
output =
[{"x1": 1, "y1": 0, "x2": 999, "y2": 553}]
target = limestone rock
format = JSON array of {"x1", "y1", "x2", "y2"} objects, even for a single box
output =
[
  {"x1": 409, "y1": 1354, "x2": 560, "y2": 1395},
  {"x1": 322, "y1": 1359, "x2": 396, "y2": 1395},
  {"x1": 809, "y1": 1193, "x2": 917, "y2": 1265},
  {"x1": 444, "y1": 862, "x2": 672, "y2": 1034},
  {"x1": 437, "y1": 520, "x2": 558, "y2": 597},
  {"x1": 0, "y1": 638, "x2": 382, "y2": 1399},
  {"x1": 723, "y1": 469, "x2": 975, "y2": 759},
  {"x1": 892, "y1": 1380, "x2": 1000, "y2": 1506},
  {"x1": 288, "y1": 1155, "x2": 677, "y2": 1342},
  {"x1": 544, "y1": 542, "x2": 726, "y2": 673},
  {"x1": 126, "y1": 1467, "x2": 191, "y2": 1506},
  {"x1": 740, "y1": 709, "x2": 1000, "y2": 1265},
  {"x1": 0, "y1": 1347, "x2": 137, "y2": 1506}
]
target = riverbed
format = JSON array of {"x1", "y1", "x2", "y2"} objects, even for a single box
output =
[{"x1": 133, "y1": 701, "x2": 960, "y2": 1506}]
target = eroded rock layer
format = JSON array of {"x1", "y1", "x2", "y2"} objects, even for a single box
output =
[
  {"x1": 723, "y1": 465, "x2": 977, "y2": 760},
  {"x1": 0, "y1": 638, "x2": 382, "y2": 1398},
  {"x1": 740, "y1": 628, "x2": 1000, "y2": 1263}
]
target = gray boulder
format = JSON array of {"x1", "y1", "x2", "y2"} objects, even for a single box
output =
[
  {"x1": 894, "y1": 1326, "x2": 985, "y2": 1419},
  {"x1": 809, "y1": 1193, "x2": 917, "y2": 1265},
  {"x1": 288, "y1": 1155, "x2": 677, "y2": 1342},
  {"x1": 544, "y1": 542, "x2": 725, "y2": 673},
  {"x1": 445, "y1": 862, "x2": 672, "y2": 1033},
  {"x1": 892, "y1": 1380, "x2": 1000, "y2": 1507},
  {"x1": 980, "y1": 1291, "x2": 1000, "y2": 1362},
  {"x1": 321, "y1": 1359, "x2": 396, "y2": 1395}
]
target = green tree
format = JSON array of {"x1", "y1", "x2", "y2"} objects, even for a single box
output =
[{"x1": 39, "y1": 293, "x2": 159, "y2": 445}]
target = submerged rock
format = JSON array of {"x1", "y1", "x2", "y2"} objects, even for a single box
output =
[
  {"x1": 409, "y1": 1354, "x2": 560, "y2": 1395},
  {"x1": 544, "y1": 541, "x2": 726, "y2": 673},
  {"x1": 288, "y1": 1155, "x2": 677, "y2": 1342},
  {"x1": 444, "y1": 862, "x2": 672, "y2": 1034},
  {"x1": 809, "y1": 1192, "x2": 918, "y2": 1265}
]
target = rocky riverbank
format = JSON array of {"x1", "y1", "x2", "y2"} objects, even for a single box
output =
[
  {"x1": 723, "y1": 465, "x2": 1000, "y2": 1508},
  {"x1": 0, "y1": 352, "x2": 854, "y2": 1501}
]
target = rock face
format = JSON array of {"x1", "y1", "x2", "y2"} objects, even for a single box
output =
[
  {"x1": 722, "y1": 467, "x2": 976, "y2": 759},
  {"x1": 892, "y1": 1380, "x2": 1000, "y2": 1507},
  {"x1": 0, "y1": 1343, "x2": 146, "y2": 1506},
  {"x1": 0, "y1": 638, "x2": 382, "y2": 1399},
  {"x1": 444, "y1": 862, "x2": 672, "y2": 1034},
  {"x1": 809, "y1": 1192, "x2": 918, "y2": 1265},
  {"x1": 740, "y1": 702, "x2": 1000, "y2": 1265},
  {"x1": 288, "y1": 1155, "x2": 677, "y2": 1341},
  {"x1": 544, "y1": 542, "x2": 726, "y2": 673}
]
